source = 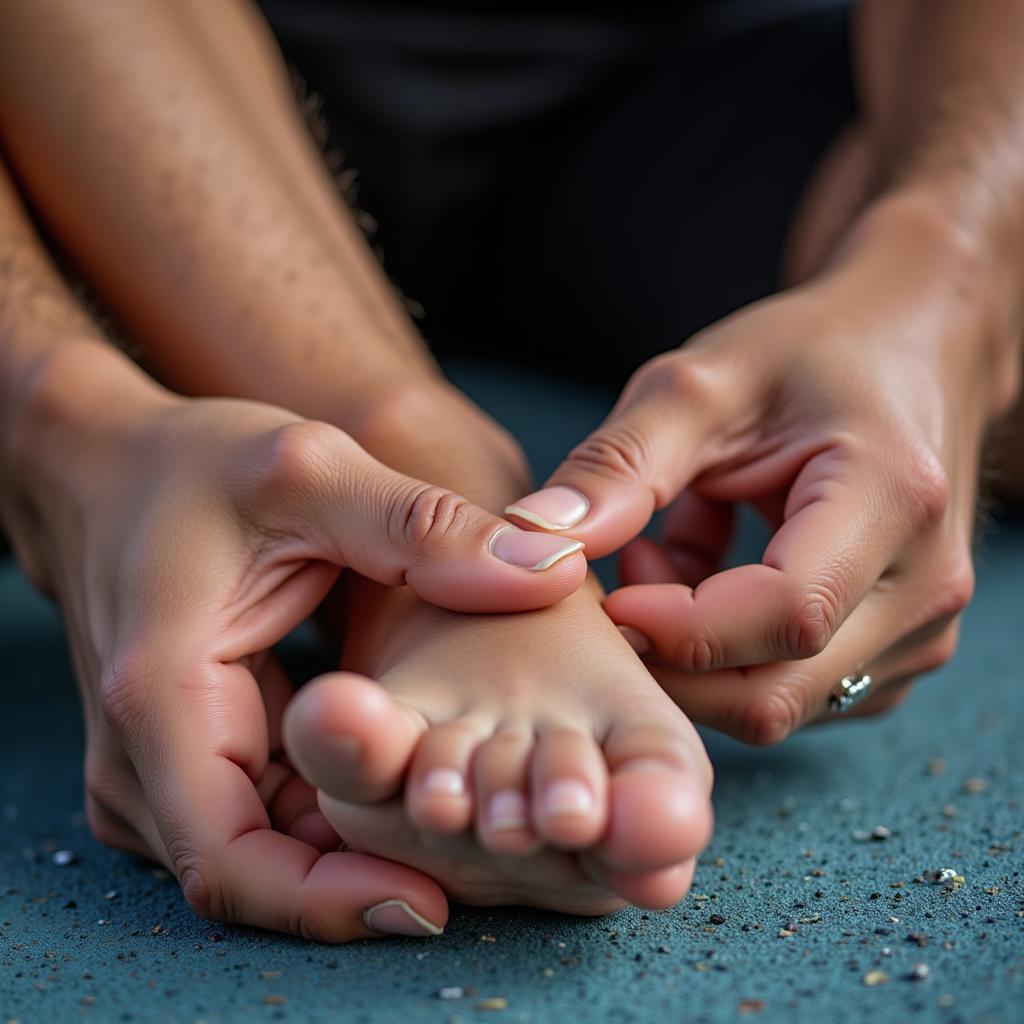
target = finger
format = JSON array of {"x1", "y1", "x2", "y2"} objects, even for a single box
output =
[
  {"x1": 245, "y1": 422, "x2": 587, "y2": 612},
  {"x1": 258, "y1": 760, "x2": 341, "y2": 853},
  {"x1": 604, "y1": 444, "x2": 948, "y2": 670},
  {"x1": 505, "y1": 351, "x2": 751, "y2": 557},
  {"x1": 127, "y1": 660, "x2": 447, "y2": 942},
  {"x1": 618, "y1": 493, "x2": 735, "y2": 589},
  {"x1": 649, "y1": 589, "x2": 964, "y2": 746}
]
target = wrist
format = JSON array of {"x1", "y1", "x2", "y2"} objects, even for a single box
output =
[
  {"x1": 10, "y1": 340, "x2": 178, "y2": 499},
  {"x1": 822, "y1": 191, "x2": 1021, "y2": 419}
]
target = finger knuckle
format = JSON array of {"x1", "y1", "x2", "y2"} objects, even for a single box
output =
[
  {"x1": 733, "y1": 686, "x2": 803, "y2": 747},
  {"x1": 898, "y1": 445, "x2": 950, "y2": 529},
  {"x1": 630, "y1": 351, "x2": 721, "y2": 408},
  {"x1": 785, "y1": 583, "x2": 841, "y2": 660},
  {"x1": 259, "y1": 420, "x2": 349, "y2": 494},
  {"x1": 99, "y1": 650, "x2": 151, "y2": 737},
  {"x1": 566, "y1": 427, "x2": 651, "y2": 485},
  {"x1": 933, "y1": 558, "x2": 975, "y2": 619},
  {"x1": 673, "y1": 632, "x2": 724, "y2": 673},
  {"x1": 390, "y1": 483, "x2": 475, "y2": 549}
]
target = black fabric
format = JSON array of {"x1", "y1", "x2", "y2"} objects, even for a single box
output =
[{"x1": 258, "y1": 2, "x2": 857, "y2": 384}]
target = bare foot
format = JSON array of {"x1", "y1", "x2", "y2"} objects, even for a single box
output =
[{"x1": 284, "y1": 580, "x2": 713, "y2": 911}]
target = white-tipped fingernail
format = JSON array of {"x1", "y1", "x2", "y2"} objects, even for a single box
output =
[
  {"x1": 489, "y1": 525, "x2": 584, "y2": 571},
  {"x1": 504, "y1": 486, "x2": 590, "y2": 531},
  {"x1": 421, "y1": 768, "x2": 465, "y2": 796},
  {"x1": 363, "y1": 899, "x2": 444, "y2": 937}
]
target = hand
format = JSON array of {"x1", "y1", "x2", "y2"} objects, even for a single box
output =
[
  {"x1": 506, "y1": 209, "x2": 1011, "y2": 744},
  {"x1": 5, "y1": 346, "x2": 587, "y2": 941}
]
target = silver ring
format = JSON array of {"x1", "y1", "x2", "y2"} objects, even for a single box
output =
[{"x1": 829, "y1": 673, "x2": 873, "y2": 714}]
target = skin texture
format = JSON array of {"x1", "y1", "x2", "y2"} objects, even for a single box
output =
[
  {"x1": 1, "y1": 0, "x2": 1023, "y2": 939},
  {"x1": 507, "y1": 0, "x2": 1024, "y2": 739},
  {"x1": 0, "y1": 0, "x2": 716, "y2": 930}
]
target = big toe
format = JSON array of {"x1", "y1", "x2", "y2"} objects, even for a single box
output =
[
  {"x1": 284, "y1": 672, "x2": 425, "y2": 805},
  {"x1": 599, "y1": 718, "x2": 714, "y2": 874}
]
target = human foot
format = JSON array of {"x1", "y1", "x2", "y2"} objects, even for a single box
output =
[{"x1": 284, "y1": 580, "x2": 714, "y2": 911}]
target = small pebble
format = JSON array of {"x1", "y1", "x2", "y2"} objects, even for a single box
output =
[
  {"x1": 475, "y1": 997, "x2": 508, "y2": 1011},
  {"x1": 52, "y1": 850, "x2": 76, "y2": 866},
  {"x1": 927, "y1": 758, "x2": 947, "y2": 776},
  {"x1": 437, "y1": 987, "x2": 464, "y2": 1000},
  {"x1": 709, "y1": 914, "x2": 727, "y2": 925},
  {"x1": 103, "y1": 890, "x2": 118, "y2": 900},
  {"x1": 963, "y1": 777, "x2": 987, "y2": 794},
  {"x1": 909, "y1": 964, "x2": 930, "y2": 981},
  {"x1": 863, "y1": 970, "x2": 890, "y2": 986}
]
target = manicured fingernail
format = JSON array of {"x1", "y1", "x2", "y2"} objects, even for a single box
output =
[
  {"x1": 617, "y1": 625, "x2": 652, "y2": 657},
  {"x1": 422, "y1": 768, "x2": 465, "y2": 796},
  {"x1": 541, "y1": 780, "x2": 594, "y2": 818},
  {"x1": 487, "y1": 790, "x2": 529, "y2": 831},
  {"x1": 489, "y1": 525, "x2": 584, "y2": 571},
  {"x1": 363, "y1": 899, "x2": 444, "y2": 937},
  {"x1": 504, "y1": 486, "x2": 590, "y2": 530}
]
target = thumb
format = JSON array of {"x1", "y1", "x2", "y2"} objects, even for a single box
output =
[
  {"x1": 504, "y1": 353, "x2": 740, "y2": 557},
  {"x1": 261, "y1": 422, "x2": 587, "y2": 613}
]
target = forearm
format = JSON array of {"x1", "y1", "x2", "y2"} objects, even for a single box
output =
[
  {"x1": 0, "y1": 0, "x2": 531, "y2": 510},
  {"x1": 0, "y1": 161, "x2": 170, "y2": 591},
  {"x1": 820, "y1": 2, "x2": 1024, "y2": 398},
  {"x1": 0, "y1": 0, "x2": 435, "y2": 426}
]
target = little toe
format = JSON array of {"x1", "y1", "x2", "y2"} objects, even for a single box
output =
[
  {"x1": 599, "y1": 718, "x2": 714, "y2": 874},
  {"x1": 531, "y1": 727, "x2": 607, "y2": 849},
  {"x1": 406, "y1": 719, "x2": 489, "y2": 834},
  {"x1": 283, "y1": 672, "x2": 425, "y2": 806},
  {"x1": 473, "y1": 728, "x2": 539, "y2": 855}
]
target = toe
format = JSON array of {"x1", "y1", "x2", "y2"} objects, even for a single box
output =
[
  {"x1": 406, "y1": 718, "x2": 490, "y2": 834},
  {"x1": 531, "y1": 727, "x2": 607, "y2": 849},
  {"x1": 599, "y1": 717, "x2": 713, "y2": 873},
  {"x1": 472, "y1": 728, "x2": 539, "y2": 855},
  {"x1": 283, "y1": 672, "x2": 425, "y2": 805},
  {"x1": 592, "y1": 858, "x2": 697, "y2": 910}
]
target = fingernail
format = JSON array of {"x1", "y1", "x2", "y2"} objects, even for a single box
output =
[
  {"x1": 363, "y1": 899, "x2": 444, "y2": 937},
  {"x1": 487, "y1": 790, "x2": 529, "y2": 831},
  {"x1": 541, "y1": 779, "x2": 594, "y2": 818},
  {"x1": 504, "y1": 486, "x2": 590, "y2": 531},
  {"x1": 617, "y1": 625, "x2": 652, "y2": 657},
  {"x1": 489, "y1": 525, "x2": 584, "y2": 571},
  {"x1": 421, "y1": 768, "x2": 465, "y2": 796}
]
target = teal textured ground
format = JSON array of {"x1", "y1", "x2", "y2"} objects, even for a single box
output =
[{"x1": 2, "y1": 362, "x2": 1022, "y2": 1023}]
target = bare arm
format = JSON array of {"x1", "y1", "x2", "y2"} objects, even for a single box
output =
[{"x1": 0, "y1": 0, "x2": 532, "y2": 509}]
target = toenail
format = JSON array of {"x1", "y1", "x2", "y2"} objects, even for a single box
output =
[
  {"x1": 363, "y1": 899, "x2": 444, "y2": 937},
  {"x1": 487, "y1": 790, "x2": 529, "y2": 831},
  {"x1": 421, "y1": 768, "x2": 465, "y2": 796},
  {"x1": 541, "y1": 779, "x2": 594, "y2": 818},
  {"x1": 618, "y1": 758, "x2": 681, "y2": 775}
]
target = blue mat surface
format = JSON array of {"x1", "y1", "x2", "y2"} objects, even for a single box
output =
[{"x1": 2, "y1": 363, "x2": 1022, "y2": 1023}]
